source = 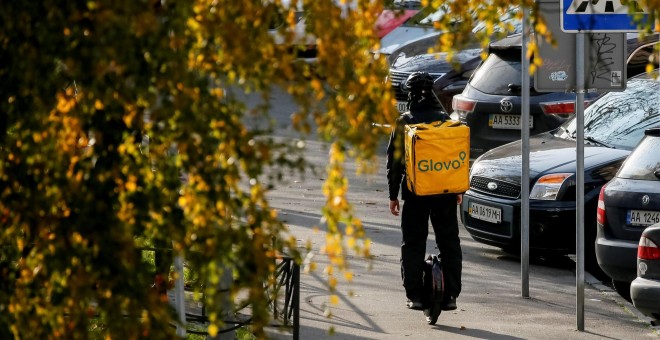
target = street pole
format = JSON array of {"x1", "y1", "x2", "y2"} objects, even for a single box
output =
[
  {"x1": 174, "y1": 252, "x2": 187, "y2": 337},
  {"x1": 521, "y1": 4, "x2": 531, "y2": 299},
  {"x1": 575, "y1": 32, "x2": 585, "y2": 332}
]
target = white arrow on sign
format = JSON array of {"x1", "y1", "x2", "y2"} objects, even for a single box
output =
[{"x1": 566, "y1": 0, "x2": 647, "y2": 14}]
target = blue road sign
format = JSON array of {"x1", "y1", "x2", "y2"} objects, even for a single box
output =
[{"x1": 561, "y1": 0, "x2": 650, "y2": 32}]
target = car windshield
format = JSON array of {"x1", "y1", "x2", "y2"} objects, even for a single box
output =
[
  {"x1": 405, "y1": 6, "x2": 520, "y2": 32},
  {"x1": 559, "y1": 76, "x2": 660, "y2": 150},
  {"x1": 617, "y1": 135, "x2": 660, "y2": 180},
  {"x1": 404, "y1": 5, "x2": 450, "y2": 27},
  {"x1": 472, "y1": 9, "x2": 522, "y2": 35}
]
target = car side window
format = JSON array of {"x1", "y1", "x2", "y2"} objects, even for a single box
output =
[{"x1": 617, "y1": 136, "x2": 660, "y2": 180}]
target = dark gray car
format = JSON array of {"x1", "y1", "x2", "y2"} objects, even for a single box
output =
[
  {"x1": 461, "y1": 72, "x2": 660, "y2": 278},
  {"x1": 631, "y1": 223, "x2": 660, "y2": 320},
  {"x1": 452, "y1": 33, "x2": 659, "y2": 159},
  {"x1": 597, "y1": 127, "x2": 660, "y2": 299}
]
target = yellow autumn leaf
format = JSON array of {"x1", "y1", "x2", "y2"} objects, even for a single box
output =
[
  {"x1": 330, "y1": 295, "x2": 339, "y2": 305},
  {"x1": 329, "y1": 276, "x2": 337, "y2": 289},
  {"x1": 208, "y1": 324, "x2": 219, "y2": 337},
  {"x1": 344, "y1": 271, "x2": 353, "y2": 282}
]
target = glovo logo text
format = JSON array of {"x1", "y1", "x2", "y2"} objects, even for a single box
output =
[{"x1": 417, "y1": 151, "x2": 467, "y2": 172}]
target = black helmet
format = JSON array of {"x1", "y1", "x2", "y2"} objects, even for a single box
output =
[{"x1": 403, "y1": 72, "x2": 434, "y2": 95}]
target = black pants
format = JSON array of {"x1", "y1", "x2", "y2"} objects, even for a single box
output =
[{"x1": 400, "y1": 194, "x2": 462, "y2": 301}]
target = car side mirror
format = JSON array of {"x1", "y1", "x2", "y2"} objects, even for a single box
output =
[{"x1": 655, "y1": 169, "x2": 660, "y2": 180}]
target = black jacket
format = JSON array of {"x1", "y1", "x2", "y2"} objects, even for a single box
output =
[{"x1": 386, "y1": 105, "x2": 449, "y2": 201}]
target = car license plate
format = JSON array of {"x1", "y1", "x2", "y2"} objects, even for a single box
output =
[
  {"x1": 396, "y1": 101, "x2": 408, "y2": 113},
  {"x1": 627, "y1": 209, "x2": 660, "y2": 226},
  {"x1": 469, "y1": 202, "x2": 502, "y2": 224},
  {"x1": 489, "y1": 114, "x2": 534, "y2": 130}
]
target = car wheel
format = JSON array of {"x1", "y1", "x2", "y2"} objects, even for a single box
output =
[{"x1": 612, "y1": 280, "x2": 632, "y2": 302}]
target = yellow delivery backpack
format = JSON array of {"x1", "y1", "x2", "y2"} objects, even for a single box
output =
[{"x1": 404, "y1": 120, "x2": 470, "y2": 195}]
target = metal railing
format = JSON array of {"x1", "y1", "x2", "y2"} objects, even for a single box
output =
[{"x1": 142, "y1": 247, "x2": 300, "y2": 339}]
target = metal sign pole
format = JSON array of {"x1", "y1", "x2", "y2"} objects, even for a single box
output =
[
  {"x1": 575, "y1": 32, "x2": 586, "y2": 332},
  {"x1": 521, "y1": 5, "x2": 531, "y2": 299},
  {"x1": 174, "y1": 252, "x2": 187, "y2": 337}
]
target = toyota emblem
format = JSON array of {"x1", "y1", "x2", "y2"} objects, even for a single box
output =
[
  {"x1": 487, "y1": 182, "x2": 498, "y2": 191},
  {"x1": 642, "y1": 195, "x2": 650, "y2": 206},
  {"x1": 500, "y1": 99, "x2": 513, "y2": 113}
]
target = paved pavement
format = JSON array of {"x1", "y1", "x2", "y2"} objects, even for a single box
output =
[{"x1": 265, "y1": 139, "x2": 660, "y2": 340}]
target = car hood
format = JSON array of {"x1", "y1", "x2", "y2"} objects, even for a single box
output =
[
  {"x1": 470, "y1": 132, "x2": 632, "y2": 184},
  {"x1": 378, "y1": 26, "x2": 439, "y2": 55},
  {"x1": 390, "y1": 49, "x2": 481, "y2": 73}
]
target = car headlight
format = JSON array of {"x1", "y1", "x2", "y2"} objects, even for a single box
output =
[{"x1": 529, "y1": 173, "x2": 573, "y2": 200}]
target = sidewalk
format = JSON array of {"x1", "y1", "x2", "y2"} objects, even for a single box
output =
[
  {"x1": 265, "y1": 140, "x2": 658, "y2": 339},
  {"x1": 275, "y1": 210, "x2": 658, "y2": 339}
]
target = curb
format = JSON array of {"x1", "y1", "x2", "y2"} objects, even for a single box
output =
[{"x1": 584, "y1": 271, "x2": 660, "y2": 332}]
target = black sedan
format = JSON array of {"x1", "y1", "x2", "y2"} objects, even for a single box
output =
[
  {"x1": 597, "y1": 127, "x2": 660, "y2": 298},
  {"x1": 631, "y1": 223, "x2": 660, "y2": 320},
  {"x1": 460, "y1": 71, "x2": 660, "y2": 273}
]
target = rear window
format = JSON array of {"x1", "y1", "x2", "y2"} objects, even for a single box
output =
[
  {"x1": 617, "y1": 136, "x2": 660, "y2": 180},
  {"x1": 468, "y1": 50, "x2": 537, "y2": 96}
]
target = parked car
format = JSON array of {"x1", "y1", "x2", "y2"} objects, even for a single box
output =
[
  {"x1": 631, "y1": 223, "x2": 660, "y2": 320},
  {"x1": 452, "y1": 33, "x2": 659, "y2": 159},
  {"x1": 375, "y1": 0, "x2": 422, "y2": 39},
  {"x1": 387, "y1": 9, "x2": 521, "y2": 114},
  {"x1": 388, "y1": 48, "x2": 481, "y2": 113},
  {"x1": 460, "y1": 71, "x2": 660, "y2": 274},
  {"x1": 268, "y1": 1, "x2": 317, "y2": 60},
  {"x1": 596, "y1": 127, "x2": 660, "y2": 298},
  {"x1": 377, "y1": 5, "x2": 449, "y2": 59}
]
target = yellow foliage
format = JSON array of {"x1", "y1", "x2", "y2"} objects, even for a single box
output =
[
  {"x1": 5, "y1": 0, "x2": 629, "y2": 337},
  {"x1": 344, "y1": 271, "x2": 353, "y2": 282},
  {"x1": 208, "y1": 324, "x2": 219, "y2": 337},
  {"x1": 330, "y1": 295, "x2": 339, "y2": 305}
]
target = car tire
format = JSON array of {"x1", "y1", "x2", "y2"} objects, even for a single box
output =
[{"x1": 612, "y1": 280, "x2": 632, "y2": 302}]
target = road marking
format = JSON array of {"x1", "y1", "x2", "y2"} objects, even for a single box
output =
[{"x1": 566, "y1": 0, "x2": 646, "y2": 14}]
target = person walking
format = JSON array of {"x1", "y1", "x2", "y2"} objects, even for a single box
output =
[{"x1": 386, "y1": 71, "x2": 463, "y2": 313}]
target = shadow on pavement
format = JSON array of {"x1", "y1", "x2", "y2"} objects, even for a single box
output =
[{"x1": 432, "y1": 324, "x2": 526, "y2": 339}]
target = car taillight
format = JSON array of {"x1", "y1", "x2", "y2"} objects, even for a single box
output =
[
  {"x1": 540, "y1": 100, "x2": 592, "y2": 115},
  {"x1": 452, "y1": 97, "x2": 476, "y2": 113},
  {"x1": 638, "y1": 235, "x2": 660, "y2": 260},
  {"x1": 596, "y1": 184, "x2": 607, "y2": 227},
  {"x1": 452, "y1": 97, "x2": 476, "y2": 122}
]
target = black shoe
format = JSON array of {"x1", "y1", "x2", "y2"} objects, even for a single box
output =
[
  {"x1": 441, "y1": 296, "x2": 457, "y2": 311},
  {"x1": 406, "y1": 299, "x2": 424, "y2": 310}
]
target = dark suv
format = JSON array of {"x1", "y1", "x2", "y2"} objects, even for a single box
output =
[
  {"x1": 597, "y1": 127, "x2": 660, "y2": 299},
  {"x1": 452, "y1": 33, "x2": 659, "y2": 159}
]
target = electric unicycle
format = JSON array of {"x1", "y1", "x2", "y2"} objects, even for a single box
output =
[{"x1": 422, "y1": 255, "x2": 444, "y2": 325}]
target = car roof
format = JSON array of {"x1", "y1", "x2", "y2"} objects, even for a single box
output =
[
  {"x1": 646, "y1": 127, "x2": 660, "y2": 136},
  {"x1": 630, "y1": 68, "x2": 660, "y2": 80},
  {"x1": 488, "y1": 32, "x2": 659, "y2": 54}
]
